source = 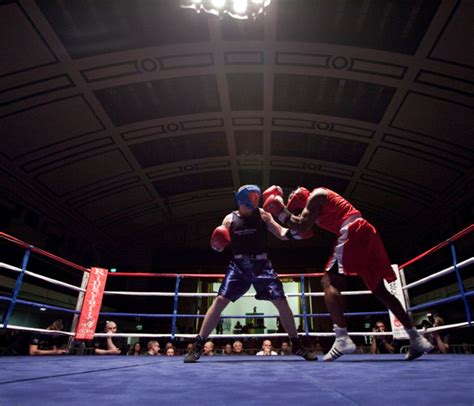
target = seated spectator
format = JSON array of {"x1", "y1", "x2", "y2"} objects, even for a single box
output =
[
  {"x1": 223, "y1": 343, "x2": 233, "y2": 355},
  {"x1": 256, "y1": 339, "x2": 277, "y2": 356},
  {"x1": 147, "y1": 340, "x2": 161, "y2": 356},
  {"x1": 279, "y1": 341, "x2": 291, "y2": 355},
  {"x1": 370, "y1": 321, "x2": 396, "y2": 354},
  {"x1": 203, "y1": 341, "x2": 214, "y2": 356},
  {"x1": 461, "y1": 343, "x2": 472, "y2": 354},
  {"x1": 312, "y1": 342, "x2": 324, "y2": 355},
  {"x1": 29, "y1": 319, "x2": 68, "y2": 356},
  {"x1": 165, "y1": 342, "x2": 175, "y2": 352},
  {"x1": 128, "y1": 342, "x2": 142, "y2": 356},
  {"x1": 166, "y1": 347, "x2": 175, "y2": 356},
  {"x1": 185, "y1": 342, "x2": 194, "y2": 355},
  {"x1": 232, "y1": 340, "x2": 245, "y2": 355},
  {"x1": 94, "y1": 321, "x2": 127, "y2": 355},
  {"x1": 422, "y1": 314, "x2": 449, "y2": 354}
]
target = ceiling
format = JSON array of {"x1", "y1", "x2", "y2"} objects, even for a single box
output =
[{"x1": 1, "y1": 0, "x2": 473, "y2": 270}]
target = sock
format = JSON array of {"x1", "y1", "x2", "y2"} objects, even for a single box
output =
[
  {"x1": 290, "y1": 335, "x2": 301, "y2": 347},
  {"x1": 405, "y1": 327, "x2": 419, "y2": 339},
  {"x1": 334, "y1": 324, "x2": 348, "y2": 338},
  {"x1": 195, "y1": 335, "x2": 206, "y2": 344}
]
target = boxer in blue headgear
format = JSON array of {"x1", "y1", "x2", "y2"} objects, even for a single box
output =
[
  {"x1": 184, "y1": 184, "x2": 318, "y2": 363},
  {"x1": 235, "y1": 184, "x2": 261, "y2": 210}
]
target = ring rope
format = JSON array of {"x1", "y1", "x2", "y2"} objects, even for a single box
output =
[
  {"x1": 1, "y1": 322, "x2": 467, "y2": 340},
  {"x1": 0, "y1": 263, "x2": 86, "y2": 293},
  {"x1": 402, "y1": 257, "x2": 473, "y2": 290}
]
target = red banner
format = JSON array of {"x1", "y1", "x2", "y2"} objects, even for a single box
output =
[{"x1": 75, "y1": 267, "x2": 108, "y2": 340}]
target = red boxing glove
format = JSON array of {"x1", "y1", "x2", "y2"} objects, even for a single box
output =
[
  {"x1": 262, "y1": 185, "x2": 283, "y2": 205},
  {"x1": 210, "y1": 225, "x2": 231, "y2": 252},
  {"x1": 287, "y1": 187, "x2": 310, "y2": 214},
  {"x1": 263, "y1": 195, "x2": 289, "y2": 224}
]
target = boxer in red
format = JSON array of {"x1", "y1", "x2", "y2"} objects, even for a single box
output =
[{"x1": 263, "y1": 186, "x2": 433, "y2": 361}]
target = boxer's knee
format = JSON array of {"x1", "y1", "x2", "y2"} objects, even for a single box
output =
[
  {"x1": 321, "y1": 273, "x2": 331, "y2": 290},
  {"x1": 321, "y1": 271, "x2": 345, "y2": 291}
]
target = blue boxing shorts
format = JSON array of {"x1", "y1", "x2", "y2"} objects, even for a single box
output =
[{"x1": 218, "y1": 258, "x2": 285, "y2": 302}]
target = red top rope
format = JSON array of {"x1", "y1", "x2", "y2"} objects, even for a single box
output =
[
  {"x1": 399, "y1": 224, "x2": 473, "y2": 270},
  {"x1": 108, "y1": 272, "x2": 325, "y2": 279},
  {"x1": 0, "y1": 232, "x2": 90, "y2": 273}
]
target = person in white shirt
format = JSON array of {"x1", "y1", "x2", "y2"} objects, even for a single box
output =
[{"x1": 256, "y1": 339, "x2": 277, "y2": 356}]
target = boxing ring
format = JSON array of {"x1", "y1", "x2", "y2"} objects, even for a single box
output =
[{"x1": 0, "y1": 226, "x2": 473, "y2": 405}]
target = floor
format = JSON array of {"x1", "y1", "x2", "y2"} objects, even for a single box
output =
[{"x1": 0, "y1": 354, "x2": 473, "y2": 405}]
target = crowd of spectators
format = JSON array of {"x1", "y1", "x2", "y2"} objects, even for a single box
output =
[{"x1": 0, "y1": 313, "x2": 469, "y2": 357}]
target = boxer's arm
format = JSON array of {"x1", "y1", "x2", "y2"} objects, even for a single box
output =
[
  {"x1": 222, "y1": 213, "x2": 232, "y2": 228},
  {"x1": 287, "y1": 188, "x2": 327, "y2": 232},
  {"x1": 260, "y1": 209, "x2": 290, "y2": 240}
]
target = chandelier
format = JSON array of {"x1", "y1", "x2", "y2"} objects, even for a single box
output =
[{"x1": 181, "y1": 0, "x2": 271, "y2": 20}]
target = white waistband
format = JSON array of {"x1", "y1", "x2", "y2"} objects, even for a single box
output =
[
  {"x1": 340, "y1": 214, "x2": 363, "y2": 230},
  {"x1": 234, "y1": 253, "x2": 268, "y2": 260}
]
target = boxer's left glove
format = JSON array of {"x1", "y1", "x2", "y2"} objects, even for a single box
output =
[
  {"x1": 210, "y1": 225, "x2": 231, "y2": 252},
  {"x1": 263, "y1": 194, "x2": 290, "y2": 224},
  {"x1": 287, "y1": 187, "x2": 310, "y2": 215}
]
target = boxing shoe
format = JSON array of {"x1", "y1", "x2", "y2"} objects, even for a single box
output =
[
  {"x1": 290, "y1": 336, "x2": 318, "y2": 361},
  {"x1": 184, "y1": 337, "x2": 204, "y2": 363},
  {"x1": 405, "y1": 329, "x2": 433, "y2": 361},
  {"x1": 323, "y1": 335, "x2": 356, "y2": 361}
]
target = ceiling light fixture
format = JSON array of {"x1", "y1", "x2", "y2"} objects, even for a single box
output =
[{"x1": 181, "y1": 0, "x2": 271, "y2": 20}]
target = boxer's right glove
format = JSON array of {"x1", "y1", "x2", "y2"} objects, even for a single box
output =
[{"x1": 210, "y1": 225, "x2": 231, "y2": 252}]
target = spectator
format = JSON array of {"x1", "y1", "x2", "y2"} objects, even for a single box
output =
[
  {"x1": 94, "y1": 321, "x2": 127, "y2": 355},
  {"x1": 166, "y1": 347, "x2": 175, "y2": 356},
  {"x1": 370, "y1": 321, "x2": 396, "y2": 354},
  {"x1": 461, "y1": 343, "x2": 472, "y2": 354},
  {"x1": 185, "y1": 342, "x2": 194, "y2": 355},
  {"x1": 147, "y1": 340, "x2": 161, "y2": 356},
  {"x1": 203, "y1": 341, "x2": 215, "y2": 356},
  {"x1": 279, "y1": 341, "x2": 291, "y2": 355},
  {"x1": 313, "y1": 342, "x2": 324, "y2": 355},
  {"x1": 256, "y1": 339, "x2": 277, "y2": 356},
  {"x1": 223, "y1": 343, "x2": 233, "y2": 355},
  {"x1": 422, "y1": 314, "x2": 449, "y2": 354},
  {"x1": 234, "y1": 321, "x2": 243, "y2": 334},
  {"x1": 232, "y1": 340, "x2": 245, "y2": 355},
  {"x1": 216, "y1": 319, "x2": 224, "y2": 335},
  {"x1": 29, "y1": 319, "x2": 68, "y2": 356},
  {"x1": 128, "y1": 342, "x2": 142, "y2": 356}
]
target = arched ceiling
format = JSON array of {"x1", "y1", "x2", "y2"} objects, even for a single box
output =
[{"x1": 1, "y1": 0, "x2": 473, "y2": 269}]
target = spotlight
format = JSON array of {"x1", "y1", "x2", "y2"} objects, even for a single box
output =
[
  {"x1": 233, "y1": 0, "x2": 248, "y2": 15},
  {"x1": 181, "y1": 0, "x2": 271, "y2": 20},
  {"x1": 211, "y1": 0, "x2": 225, "y2": 8}
]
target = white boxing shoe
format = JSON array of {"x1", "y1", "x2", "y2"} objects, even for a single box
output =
[
  {"x1": 323, "y1": 336, "x2": 356, "y2": 361},
  {"x1": 405, "y1": 333, "x2": 433, "y2": 361}
]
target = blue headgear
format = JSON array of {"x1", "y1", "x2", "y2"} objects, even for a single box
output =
[{"x1": 235, "y1": 184, "x2": 261, "y2": 209}]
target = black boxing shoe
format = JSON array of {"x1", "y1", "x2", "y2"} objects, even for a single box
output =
[
  {"x1": 184, "y1": 337, "x2": 204, "y2": 363},
  {"x1": 290, "y1": 336, "x2": 318, "y2": 361}
]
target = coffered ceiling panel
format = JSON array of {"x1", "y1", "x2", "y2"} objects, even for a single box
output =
[{"x1": 1, "y1": 0, "x2": 472, "y2": 268}]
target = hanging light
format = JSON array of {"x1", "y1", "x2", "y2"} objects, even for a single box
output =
[{"x1": 181, "y1": 0, "x2": 271, "y2": 20}]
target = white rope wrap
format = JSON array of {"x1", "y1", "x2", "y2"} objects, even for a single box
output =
[
  {"x1": 1, "y1": 322, "x2": 468, "y2": 339},
  {"x1": 102, "y1": 290, "x2": 373, "y2": 297},
  {"x1": 402, "y1": 257, "x2": 473, "y2": 290},
  {"x1": 0, "y1": 262, "x2": 85, "y2": 292}
]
